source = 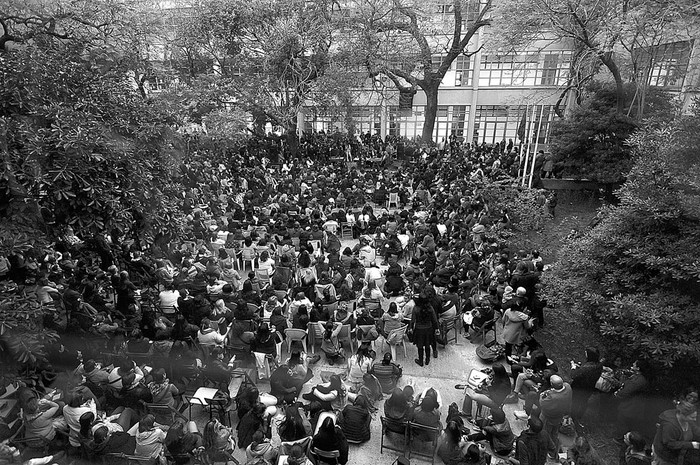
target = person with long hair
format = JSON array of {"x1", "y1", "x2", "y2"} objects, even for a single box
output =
[
  {"x1": 384, "y1": 388, "x2": 413, "y2": 423},
  {"x1": 245, "y1": 430, "x2": 279, "y2": 463},
  {"x1": 438, "y1": 421, "x2": 468, "y2": 465},
  {"x1": 287, "y1": 350, "x2": 313, "y2": 394},
  {"x1": 310, "y1": 417, "x2": 349, "y2": 465},
  {"x1": 203, "y1": 418, "x2": 236, "y2": 463},
  {"x1": 346, "y1": 344, "x2": 373, "y2": 392},
  {"x1": 238, "y1": 402, "x2": 270, "y2": 450},
  {"x1": 460, "y1": 364, "x2": 512, "y2": 419},
  {"x1": 165, "y1": 418, "x2": 203, "y2": 464},
  {"x1": 278, "y1": 404, "x2": 313, "y2": 442},
  {"x1": 410, "y1": 294, "x2": 438, "y2": 367},
  {"x1": 467, "y1": 408, "x2": 515, "y2": 456},
  {"x1": 302, "y1": 374, "x2": 347, "y2": 415}
]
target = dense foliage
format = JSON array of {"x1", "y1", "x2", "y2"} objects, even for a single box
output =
[
  {"x1": 544, "y1": 104, "x2": 700, "y2": 384},
  {"x1": 0, "y1": 44, "x2": 185, "y2": 245}
]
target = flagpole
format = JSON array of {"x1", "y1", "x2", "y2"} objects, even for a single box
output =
[{"x1": 529, "y1": 105, "x2": 545, "y2": 188}]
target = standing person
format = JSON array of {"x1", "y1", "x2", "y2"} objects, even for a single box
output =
[
  {"x1": 410, "y1": 294, "x2": 438, "y2": 367},
  {"x1": 614, "y1": 359, "x2": 653, "y2": 441},
  {"x1": 502, "y1": 303, "x2": 529, "y2": 360},
  {"x1": 652, "y1": 401, "x2": 700, "y2": 465},
  {"x1": 539, "y1": 375, "x2": 572, "y2": 459},
  {"x1": 569, "y1": 347, "x2": 603, "y2": 426},
  {"x1": 510, "y1": 417, "x2": 553, "y2": 465}
]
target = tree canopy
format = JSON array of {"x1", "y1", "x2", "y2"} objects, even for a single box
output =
[{"x1": 544, "y1": 102, "x2": 700, "y2": 380}]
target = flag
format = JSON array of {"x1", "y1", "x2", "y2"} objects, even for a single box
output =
[{"x1": 517, "y1": 107, "x2": 527, "y2": 142}]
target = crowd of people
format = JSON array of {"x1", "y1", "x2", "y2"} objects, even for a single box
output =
[{"x1": 0, "y1": 131, "x2": 694, "y2": 465}]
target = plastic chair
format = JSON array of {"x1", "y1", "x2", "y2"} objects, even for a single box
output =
[
  {"x1": 380, "y1": 416, "x2": 408, "y2": 455},
  {"x1": 307, "y1": 321, "x2": 326, "y2": 354},
  {"x1": 315, "y1": 284, "x2": 336, "y2": 301},
  {"x1": 363, "y1": 298, "x2": 383, "y2": 319},
  {"x1": 387, "y1": 192, "x2": 400, "y2": 209},
  {"x1": 284, "y1": 328, "x2": 308, "y2": 354},
  {"x1": 338, "y1": 324, "x2": 354, "y2": 353},
  {"x1": 308, "y1": 239, "x2": 322, "y2": 256},
  {"x1": 340, "y1": 222, "x2": 354, "y2": 240},
  {"x1": 240, "y1": 248, "x2": 256, "y2": 271},
  {"x1": 255, "y1": 269, "x2": 271, "y2": 287},
  {"x1": 381, "y1": 324, "x2": 408, "y2": 360}
]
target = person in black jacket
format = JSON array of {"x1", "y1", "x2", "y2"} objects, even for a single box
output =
[
  {"x1": 311, "y1": 417, "x2": 349, "y2": 464},
  {"x1": 570, "y1": 347, "x2": 603, "y2": 425},
  {"x1": 338, "y1": 395, "x2": 371, "y2": 443}
]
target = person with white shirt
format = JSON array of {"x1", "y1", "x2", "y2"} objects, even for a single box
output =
[
  {"x1": 158, "y1": 285, "x2": 180, "y2": 314},
  {"x1": 288, "y1": 292, "x2": 313, "y2": 318},
  {"x1": 197, "y1": 318, "x2": 230, "y2": 348}
]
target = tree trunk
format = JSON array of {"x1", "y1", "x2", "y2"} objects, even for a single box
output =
[
  {"x1": 600, "y1": 53, "x2": 625, "y2": 113},
  {"x1": 421, "y1": 84, "x2": 439, "y2": 143}
]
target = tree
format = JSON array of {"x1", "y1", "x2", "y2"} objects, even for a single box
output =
[
  {"x1": 543, "y1": 102, "x2": 700, "y2": 380},
  {"x1": 490, "y1": 0, "x2": 696, "y2": 114},
  {"x1": 0, "y1": 43, "x2": 184, "y2": 245},
  {"x1": 348, "y1": 0, "x2": 491, "y2": 142},
  {"x1": 549, "y1": 81, "x2": 673, "y2": 183}
]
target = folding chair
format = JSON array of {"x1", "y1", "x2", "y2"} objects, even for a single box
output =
[
  {"x1": 380, "y1": 416, "x2": 409, "y2": 455},
  {"x1": 407, "y1": 421, "x2": 440, "y2": 464},
  {"x1": 439, "y1": 315, "x2": 460, "y2": 346},
  {"x1": 337, "y1": 324, "x2": 354, "y2": 353},
  {"x1": 255, "y1": 269, "x2": 271, "y2": 288},
  {"x1": 314, "y1": 284, "x2": 336, "y2": 301},
  {"x1": 278, "y1": 436, "x2": 312, "y2": 456},
  {"x1": 307, "y1": 321, "x2": 326, "y2": 354},
  {"x1": 311, "y1": 448, "x2": 340, "y2": 465}
]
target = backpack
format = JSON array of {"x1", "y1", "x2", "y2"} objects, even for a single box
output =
[{"x1": 476, "y1": 327, "x2": 505, "y2": 363}]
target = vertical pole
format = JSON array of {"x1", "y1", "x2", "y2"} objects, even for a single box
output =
[
  {"x1": 529, "y1": 105, "x2": 546, "y2": 188},
  {"x1": 521, "y1": 105, "x2": 536, "y2": 186}
]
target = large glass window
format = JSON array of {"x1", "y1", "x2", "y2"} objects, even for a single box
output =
[
  {"x1": 647, "y1": 41, "x2": 692, "y2": 88},
  {"x1": 388, "y1": 105, "x2": 470, "y2": 141},
  {"x1": 478, "y1": 52, "x2": 571, "y2": 87},
  {"x1": 473, "y1": 105, "x2": 557, "y2": 145}
]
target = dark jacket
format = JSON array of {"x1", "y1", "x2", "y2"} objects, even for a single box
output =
[
  {"x1": 339, "y1": 405, "x2": 371, "y2": 443},
  {"x1": 311, "y1": 426, "x2": 349, "y2": 465},
  {"x1": 515, "y1": 430, "x2": 553, "y2": 465},
  {"x1": 652, "y1": 409, "x2": 700, "y2": 464}
]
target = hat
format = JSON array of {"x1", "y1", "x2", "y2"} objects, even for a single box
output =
[{"x1": 516, "y1": 287, "x2": 527, "y2": 296}]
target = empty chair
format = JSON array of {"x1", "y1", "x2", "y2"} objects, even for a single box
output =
[
  {"x1": 387, "y1": 192, "x2": 400, "y2": 209},
  {"x1": 439, "y1": 315, "x2": 460, "y2": 346},
  {"x1": 337, "y1": 324, "x2": 354, "y2": 353},
  {"x1": 407, "y1": 421, "x2": 440, "y2": 464},
  {"x1": 380, "y1": 416, "x2": 408, "y2": 455},
  {"x1": 240, "y1": 248, "x2": 256, "y2": 271},
  {"x1": 284, "y1": 328, "x2": 308, "y2": 354}
]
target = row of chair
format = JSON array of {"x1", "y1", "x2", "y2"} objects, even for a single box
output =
[{"x1": 380, "y1": 417, "x2": 441, "y2": 465}]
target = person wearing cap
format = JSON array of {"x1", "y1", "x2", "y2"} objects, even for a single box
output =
[{"x1": 539, "y1": 375, "x2": 572, "y2": 459}]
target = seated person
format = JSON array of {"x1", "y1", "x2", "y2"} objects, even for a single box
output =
[
  {"x1": 147, "y1": 368, "x2": 180, "y2": 408},
  {"x1": 467, "y1": 408, "x2": 515, "y2": 456},
  {"x1": 338, "y1": 395, "x2": 372, "y2": 443},
  {"x1": 302, "y1": 374, "x2": 347, "y2": 415},
  {"x1": 370, "y1": 352, "x2": 403, "y2": 394},
  {"x1": 21, "y1": 397, "x2": 65, "y2": 448},
  {"x1": 318, "y1": 321, "x2": 345, "y2": 365},
  {"x1": 310, "y1": 417, "x2": 349, "y2": 465},
  {"x1": 165, "y1": 418, "x2": 203, "y2": 463},
  {"x1": 384, "y1": 264, "x2": 405, "y2": 297},
  {"x1": 437, "y1": 421, "x2": 469, "y2": 465},
  {"x1": 197, "y1": 318, "x2": 230, "y2": 348},
  {"x1": 203, "y1": 419, "x2": 236, "y2": 463},
  {"x1": 379, "y1": 302, "x2": 404, "y2": 338},
  {"x1": 245, "y1": 430, "x2": 279, "y2": 463},
  {"x1": 278, "y1": 404, "x2": 313, "y2": 442},
  {"x1": 204, "y1": 346, "x2": 234, "y2": 388},
  {"x1": 409, "y1": 392, "x2": 442, "y2": 441}
]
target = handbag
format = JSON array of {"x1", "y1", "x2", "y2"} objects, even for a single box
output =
[{"x1": 595, "y1": 367, "x2": 622, "y2": 393}]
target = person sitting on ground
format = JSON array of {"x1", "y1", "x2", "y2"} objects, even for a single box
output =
[
  {"x1": 238, "y1": 403, "x2": 271, "y2": 450},
  {"x1": 620, "y1": 431, "x2": 651, "y2": 465},
  {"x1": 302, "y1": 374, "x2": 347, "y2": 416},
  {"x1": 203, "y1": 419, "x2": 236, "y2": 463},
  {"x1": 467, "y1": 408, "x2": 515, "y2": 456},
  {"x1": 287, "y1": 350, "x2": 314, "y2": 394},
  {"x1": 338, "y1": 395, "x2": 372, "y2": 444},
  {"x1": 346, "y1": 344, "x2": 373, "y2": 393},
  {"x1": 318, "y1": 321, "x2": 345, "y2": 365}
]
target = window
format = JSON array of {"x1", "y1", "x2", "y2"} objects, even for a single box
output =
[
  {"x1": 472, "y1": 105, "x2": 557, "y2": 145},
  {"x1": 437, "y1": 1, "x2": 455, "y2": 14},
  {"x1": 455, "y1": 55, "x2": 473, "y2": 87},
  {"x1": 647, "y1": 41, "x2": 692, "y2": 88},
  {"x1": 388, "y1": 105, "x2": 470, "y2": 141},
  {"x1": 479, "y1": 52, "x2": 571, "y2": 87}
]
